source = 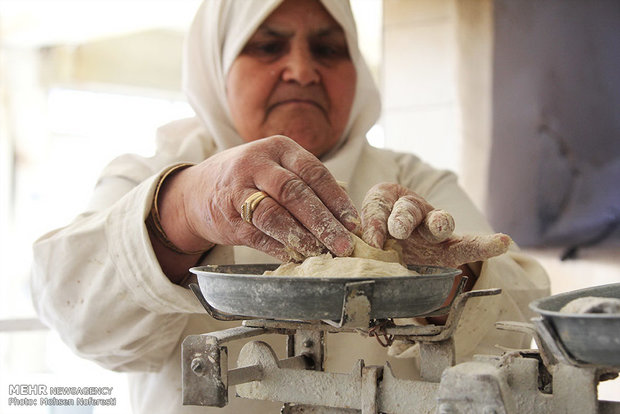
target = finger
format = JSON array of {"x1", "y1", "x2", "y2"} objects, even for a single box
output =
[
  {"x1": 448, "y1": 233, "x2": 512, "y2": 265},
  {"x1": 278, "y1": 140, "x2": 361, "y2": 234},
  {"x1": 429, "y1": 233, "x2": 512, "y2": 267},
  {"x1": 361, "y1": 183, "x2": 433, "y2": 248},
  {"x1": 235, "y1": 224, "x2": 293, "y2": 262},
  {"x1": 361, "y1": 189, "x2": 394, "y2": 248},
  {"x1": 415, "y1": 209, "x2": 455, "y2": 243},
  {"x1": 387, "y1": 197, "x2": 427, "y2": 239},
  {"x1": 247, "y1": 195, "x2": 326, "y2": 258},
  {"x1": 254, "y1": 166, "x2": 354, "y2": 257}
]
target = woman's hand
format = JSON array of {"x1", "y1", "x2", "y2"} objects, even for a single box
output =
[
  {"x1": 360, "y1": 183, "x2": 511, "y2": 268},
  {"x1": 158, "y1": 135, "x2": 360, "y2": 263}
]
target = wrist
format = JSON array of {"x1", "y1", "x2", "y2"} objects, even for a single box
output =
[{"x1": 148, "y1": 163, "x2": 214, "y2": 255}]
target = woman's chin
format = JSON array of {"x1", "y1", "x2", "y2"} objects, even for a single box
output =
[
  {"x1": 286, "y1": 133, "x2": 337, "y2": 158},
  {"x1": 262, "y1": 126, "x2": 339, "y2": 159}
]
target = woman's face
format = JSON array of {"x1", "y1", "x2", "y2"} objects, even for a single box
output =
[{"x1": 226, "y1": 0, "x2": 357, "y2": 158}]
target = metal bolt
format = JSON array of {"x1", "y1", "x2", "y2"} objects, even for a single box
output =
[
  {"x1": 191, "y1": 357, "x2": 207, "y2": 376},
  {"x1": 303, "y1": 339, "x2": 314, "y2": 348},
  {"x1": 438, "y1": 403, "x2": 457, "y2": 414}
]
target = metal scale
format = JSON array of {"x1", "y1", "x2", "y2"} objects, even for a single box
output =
[{"x1": 182, "y1": 264, "x2": 620, "y2": 413}]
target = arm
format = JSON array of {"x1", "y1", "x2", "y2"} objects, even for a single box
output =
[
  {"x1": 149, "y1": 135, "x2": 362, "y2": 283},
  {"x1": 31, "y1": 173, "x2": 201, "y2": 372},
  {"x1": 31, "y1": 135, "x2": 362, "y2": 371}
]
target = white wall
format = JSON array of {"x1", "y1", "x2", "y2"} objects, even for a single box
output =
[{"x1": 382, "y1": 0, "x2": 462, "y2": 176}]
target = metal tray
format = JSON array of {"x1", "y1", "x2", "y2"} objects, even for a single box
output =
[
  {"x1": 190, "y1": 264, "x2": 461, "y2": 321},
  {"x1": 529, "y1": 283, "x2": 620, "y2": 368}
]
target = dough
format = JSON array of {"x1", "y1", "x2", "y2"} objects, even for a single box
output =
[
  {"x1": 559, "y1": 296, "x2": 620, "y2": 314},
  {"x1": 350, "y1": 234, "x2": 403, "y2": 264},
  {"x1": 264, "y1": 234, "x2": 418, "y2": 278}
]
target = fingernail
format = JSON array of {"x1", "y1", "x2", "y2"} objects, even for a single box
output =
[
  {"x1": 483, "y1": 233, "x2": 512, "y2": 257},
  {"x1": 333, "y1": 232, "x2": 355, "y2": 257},
  {"x1": 497, "y1": 233, "x2": 513, "y2": 249}
]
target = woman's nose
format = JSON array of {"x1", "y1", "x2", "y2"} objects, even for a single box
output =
[{"x1": 281, "y1": 43, "x2": 320, "y2": 86}]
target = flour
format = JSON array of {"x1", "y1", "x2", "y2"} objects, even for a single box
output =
[
  {"x1": 264, "y1": 234, "x2": 418, "y2": 278},
  {"x1": 351, "y1": 234, "x2": 403, "y2": 264}
]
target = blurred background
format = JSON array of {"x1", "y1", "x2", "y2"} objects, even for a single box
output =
[{"x1": 1, "y1": 0, "x2": 619, "y2": 412}]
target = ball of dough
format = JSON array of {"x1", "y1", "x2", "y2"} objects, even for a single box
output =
[
  {"x1": 264, "y1": 234, "x2": 417, "y2": 278},
  {"x1": 559, "y1": 296, "x2": 620, "y2": 314}
]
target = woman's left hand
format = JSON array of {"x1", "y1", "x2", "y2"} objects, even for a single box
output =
[{"x1": 360, "y1": 183, "x2": 511, "y2": 268}]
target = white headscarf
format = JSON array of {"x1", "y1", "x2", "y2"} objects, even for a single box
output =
[{"x1": 181, "y1": 0, "x2": 381, "y2": 181}]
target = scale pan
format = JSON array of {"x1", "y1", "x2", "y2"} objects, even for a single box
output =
[
  {"x1": 530, "y1": 283, "x2": 620, "y2": 368},
  {"x1": 190, "y1": 264, "x2": 461, "y2": 321}
]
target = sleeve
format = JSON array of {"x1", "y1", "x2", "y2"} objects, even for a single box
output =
[
  {"x1": 396, "y1": 156, "x2": 551, "y2": 360},
  {"x1": 31, "y1": 159, "x2": 204, "y2": 373},
  {"x1": 453, "y1": 251, "x2": 550, "y2": 360}
]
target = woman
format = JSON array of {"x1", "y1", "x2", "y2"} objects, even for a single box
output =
[{"x1": 31, "y1": 0, "x2": 549, "y2": 412}]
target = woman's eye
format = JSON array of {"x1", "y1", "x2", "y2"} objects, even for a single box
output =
[
  {"x1": 243, "y1": 41, "x2": 286, "y2": 57},
  {"x1": 311, "y1": 42, "x2": 349, "y2": 60}
]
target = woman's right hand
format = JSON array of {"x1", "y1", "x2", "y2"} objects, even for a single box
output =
[{"x1": 157, "y1": 135, "x2": 361, "y2": 263}]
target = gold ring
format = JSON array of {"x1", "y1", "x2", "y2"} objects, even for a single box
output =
[{"x1": 241, "y1": 191, "x2": 269, "y2": 224}]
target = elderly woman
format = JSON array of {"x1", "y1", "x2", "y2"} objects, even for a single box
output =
[{"x1": 31, "y1": 0, "x2": 549, "y2": 412}]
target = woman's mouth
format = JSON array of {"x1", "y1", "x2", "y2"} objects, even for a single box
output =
[{"x1": 269, "y1": 99, "x2": 327, "y2": 117}]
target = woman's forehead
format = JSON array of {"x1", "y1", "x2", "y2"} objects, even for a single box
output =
[
  {"x1": 251, "y1": 23, "x2": 346, "y2": 39},
  {"x1": 259, "y1": 0, "x2": 343, "y2": 32}
]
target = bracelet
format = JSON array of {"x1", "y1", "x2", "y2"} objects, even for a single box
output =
[{"x1": 147, "y1": 163, "x2": 208, "y2": 255}]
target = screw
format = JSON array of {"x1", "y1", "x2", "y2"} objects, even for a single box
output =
[{"x1": 191, "y1": 357, "x2": 207, "y2": 376}]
